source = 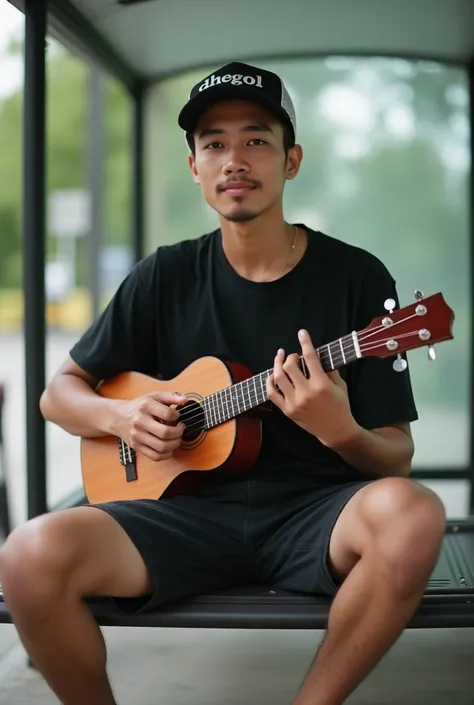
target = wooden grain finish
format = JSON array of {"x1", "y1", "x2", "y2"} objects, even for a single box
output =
[
  {"x1": 80, "y1": 293, "x2": 456, "y2": 504},
  {"x1": 81, "y1": 357, "x2": 263, "y2": 504}
]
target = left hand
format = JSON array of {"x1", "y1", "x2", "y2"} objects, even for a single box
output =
[{"x1": 266, "y1": 329, "x2": 359, "y2": 448}]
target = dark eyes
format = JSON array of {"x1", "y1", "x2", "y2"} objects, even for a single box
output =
[{"x1": 205, "y1": 138, "x2": 267, "y2": 150}]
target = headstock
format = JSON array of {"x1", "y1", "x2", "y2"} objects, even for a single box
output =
[{"x1": 357, "y1": 290, "x2": 455, "y2": 372}]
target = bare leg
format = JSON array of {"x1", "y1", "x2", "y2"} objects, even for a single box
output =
[
  {"x1": 0, "y1": 507, "x2": 153, "y2": 705},
  {"x1": 292, "y1": 478, "x2": 446, "y2": 705}
]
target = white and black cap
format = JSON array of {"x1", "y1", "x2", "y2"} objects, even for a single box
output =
[{"x1": 178, "y1": 61, "x2": 296, "y2": 145}]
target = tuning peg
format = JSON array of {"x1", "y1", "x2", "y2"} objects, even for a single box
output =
[
  {"x1": 414, "y1": 290, "x2": 424, "y2": 301},
  {"x1": 384, "y1": 298, "x2": 396, "y2": 314},
  {"x1": 428, "y1": 345, "x2": 436, "y2": 361},
  {"x1": 393, "y1": 354, "x2": 408, "y2": 372}
]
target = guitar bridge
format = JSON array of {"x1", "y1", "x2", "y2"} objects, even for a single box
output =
[{"x1": 117, "y1": 439, "x2": 137, "y2": 482}]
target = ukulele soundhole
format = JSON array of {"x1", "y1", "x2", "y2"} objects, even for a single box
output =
[{"x1": 179, "y1": 399, "x2": 206, "y2": 446}]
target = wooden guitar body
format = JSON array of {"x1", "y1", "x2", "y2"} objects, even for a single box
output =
[
  {"x1": 80, "y1": 291, "x2": 455, "y2": 505},
  {"x1": 80, "y1": 357, "x2": 263, "y2": 504}
]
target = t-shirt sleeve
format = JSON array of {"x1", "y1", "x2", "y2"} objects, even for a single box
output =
[
  {"x1": 69, "y1": 256, "x2": 159, "y2": 381},
  {"x1": 346, "y1": 256, "x2": 419, "y2": 430}
]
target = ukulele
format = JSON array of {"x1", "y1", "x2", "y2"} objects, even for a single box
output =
[{"x1": 80, "y1": 290, "x2": 455, "y2": 504}]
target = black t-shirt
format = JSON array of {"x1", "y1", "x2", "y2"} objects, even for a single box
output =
[{"x1": 70, "y1": 226, "x2": 418, "y2": 487}]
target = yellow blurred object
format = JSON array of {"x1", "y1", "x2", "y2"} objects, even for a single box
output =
[
  {"x1": 0, "y1": 288, "x2": 109, "y2": 333},
  {"x1": 0, "y1": 290, "x2": 23, "y2": 332}
]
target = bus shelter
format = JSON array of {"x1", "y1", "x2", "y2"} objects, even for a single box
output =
[{"x1": 1, "y1": 0, "x2": 473, "y2": 630}]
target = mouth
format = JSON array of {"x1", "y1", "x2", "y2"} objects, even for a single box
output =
[
  {"x1": 224, "y1": 187, "x2": 254, "y2": 197},
  {"x1": 220, "y1": 182, "x2": 256, "y2": 197}
]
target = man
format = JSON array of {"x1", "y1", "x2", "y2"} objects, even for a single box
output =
[{"x1": 0, "y1": 62, "x2": 445, "y2": 705}]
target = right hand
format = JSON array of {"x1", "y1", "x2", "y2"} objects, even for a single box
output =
[{"x1": 115, "y1": 391, "x2": 187, "y2": 462}]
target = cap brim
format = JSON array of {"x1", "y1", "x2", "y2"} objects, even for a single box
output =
[{"x1": 178, "y1": 84, "x2": 293, "y2": 137}]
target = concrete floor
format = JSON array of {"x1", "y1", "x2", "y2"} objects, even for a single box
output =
[{"x1": 0, "y1": 625, "x2": 472, "y2": 704}]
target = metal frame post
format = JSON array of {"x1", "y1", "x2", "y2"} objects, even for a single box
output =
[
  {"x1": 23, "y1": 0, "x2": 48, "y2": 520},
  {"x1": 87, "y1": 67, "x2": 103, "y2": 322},
  {"x1": 132, "y1": 84, "x2": 145, "y2": 263},
  {"x1": 469, "y1": 60, "x2": 474, "y2": 516}
]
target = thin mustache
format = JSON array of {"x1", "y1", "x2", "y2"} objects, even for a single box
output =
[{"x1": 218, "y1": 178, "x2": 260, "y2": 191}]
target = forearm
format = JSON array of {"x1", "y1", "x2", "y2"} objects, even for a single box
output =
[
  {"x1": 329, "y1": 424, "x2": 414, "y2": 478},
  {"x1": 40, "y1": 374, "x2": 121, "y2": 438}
]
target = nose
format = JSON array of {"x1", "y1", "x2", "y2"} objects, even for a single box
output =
[{"x1": 222, "y1": 147, "x2": 250, "y2": 176}]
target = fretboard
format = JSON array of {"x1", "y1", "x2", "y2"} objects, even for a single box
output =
[{"x1": 202, "y1": 331, "x2": 360, "y2": 430}]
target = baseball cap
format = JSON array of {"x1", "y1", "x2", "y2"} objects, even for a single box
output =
[{"x1": 178, "y1": 61, "x2": 297, "y2": 144}]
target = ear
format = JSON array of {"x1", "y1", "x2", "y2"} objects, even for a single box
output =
[
  {"x1": 188, "y1": 154, "x2": 201, "y2": 185},
  {"x1": 285, "y1": 144, "x2": 303, "y2": 182}
]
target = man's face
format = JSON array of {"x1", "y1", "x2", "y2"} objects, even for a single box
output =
[{"x1": 188, "y1": 100, "x2": 302, "y2": 223}]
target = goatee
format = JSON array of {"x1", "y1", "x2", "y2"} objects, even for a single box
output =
[{"x1": 225, "y1": 211, "x2": 258, "y2": 223}]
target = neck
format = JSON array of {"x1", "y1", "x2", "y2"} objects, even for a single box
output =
[
  {"x1": 219, "y1": 210, "x2": 304, "y2": 282},
  {"x1": 202, "y1": 332, "x2": 361, "y2": 430}
]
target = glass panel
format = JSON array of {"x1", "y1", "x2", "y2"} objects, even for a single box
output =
[
  {"x1": 0, "y1": 4, "x2": 134, "y2": 520},
  {"x1": 102, "y1": 74, "x2": 133, "y2": 301},
  {"x1": 44, "y1": 40, "x2": 89, "y2": 509},
  {"x1": 152, "y1": 57, "x2": 470, "y2": 470},
  {"x1": 418, "y1": 480, "x2": 471, "y2": 520},
  {"x1": 0, "y1": 1, "x2": 26, "y2": 526},
  {"x1": 44, "y1": 41, "x2": 134, "y2": 510}
]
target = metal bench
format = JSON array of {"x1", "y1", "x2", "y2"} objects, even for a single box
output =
[{"x1": 1, "y1": 521, "x2": 472, "y2": 630}]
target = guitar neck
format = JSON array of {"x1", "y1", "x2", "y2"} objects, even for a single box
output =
[{"x1": 202, "y1": 331, "x2": 361, "y2": 429}]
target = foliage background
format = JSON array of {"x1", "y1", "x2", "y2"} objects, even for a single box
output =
[{"x1": 0, "y1": 41, "x2": 470, "y2": 465}]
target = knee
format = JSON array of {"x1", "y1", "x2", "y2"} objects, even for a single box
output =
[
  {"x1": 362, "y1": 477, "x2": 446, "y2": 566},
  {"x1": 0, "y1": 514, "x2": 77, "y2": 612}
]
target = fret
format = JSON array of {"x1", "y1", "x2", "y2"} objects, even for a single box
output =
[
  {"x1": 234, "y1": 382, "x2": 242, "y2": 414},
  {"x1": 233, "y1": 386, "x2": 240, "y2": 414},
  {"x1": 216, "y1": 392, "x2": 222, "y2": 424},
  {"x1": 259, "y1": 372, "x2": 266, "y2": 401},
  {"x1": 332, "y1": 340, "x2": 342, "y2": 368},
  {"x1": 220, "y1": 389, "x2": 227, "y2": 421},
  {"x1": 206, "y1": 396, "x2": 215, "y2": 428},
  {"x1": 326, "y1": 343, "x2": 334, "y2": 369},
  {"x1": 214, "y1": 391, "x2": 221, "y2": 424},
  {"x1": 203, "y1": 332, "x2": 362, "y2": 429},
  {"x1": 317, "y1": 345, "x2": 331, "y2": 372},
  {"x1": 245, "y1": 379, "x2": 251, "y2": 408},
  {"x1": 227, "y1": 386, "x2": 235, "y2": 417},
  {"x1": 339, "y1": 337, "x2": 346, "y2": 365},
  {"x1": 202, "y1": 396, "x2": 209, "y2": 428},
  {"x1": 211, "y1": 395, "x2": 217, "y2": 426},
  {"x1": 223, "y1": 388, "x2": 229, "y2": 418},
  {"x1": 236, "y1": 382, "x2": 245, "y2": 414},
  {"x1": 240, "y1": 383, "x2": 246, "y2": 413},
  {"x1": 244, "y1": 378, "x2": 252, "y2": 410},
  {"x1": 241, "y1": 380, "x2": 249, "y2": 411},
  {"x1": 222, "y1": 389, "x2": 229, "y2": 420}
]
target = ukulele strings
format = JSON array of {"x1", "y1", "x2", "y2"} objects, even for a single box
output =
[
  {"x1": 176, "y1": 313, "x2": 418, "y2": 418},
  {"x1": 357, "y1": 312, "x2": 422, "y2": 342},
  {"x1": 175, "y1": 315, "x2": 423, "y2": 433},
  {"x1": 177, "y1": 315, "x2": 419, "y2": 426},
  {"x1": 174, "y1": 313, "x2": 418, "y2": 431},
  {"x1": 180, "y1": 333, "x2": 424, "y2": 432}
]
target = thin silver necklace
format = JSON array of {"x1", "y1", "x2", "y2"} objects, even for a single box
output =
[{"x1": 280, "y1": 225, "x2": 298, "y2": 276}]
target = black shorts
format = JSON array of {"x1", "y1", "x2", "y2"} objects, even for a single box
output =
[{"x1": 90, "y1": 475, "x2": 371, "y2": 614}]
